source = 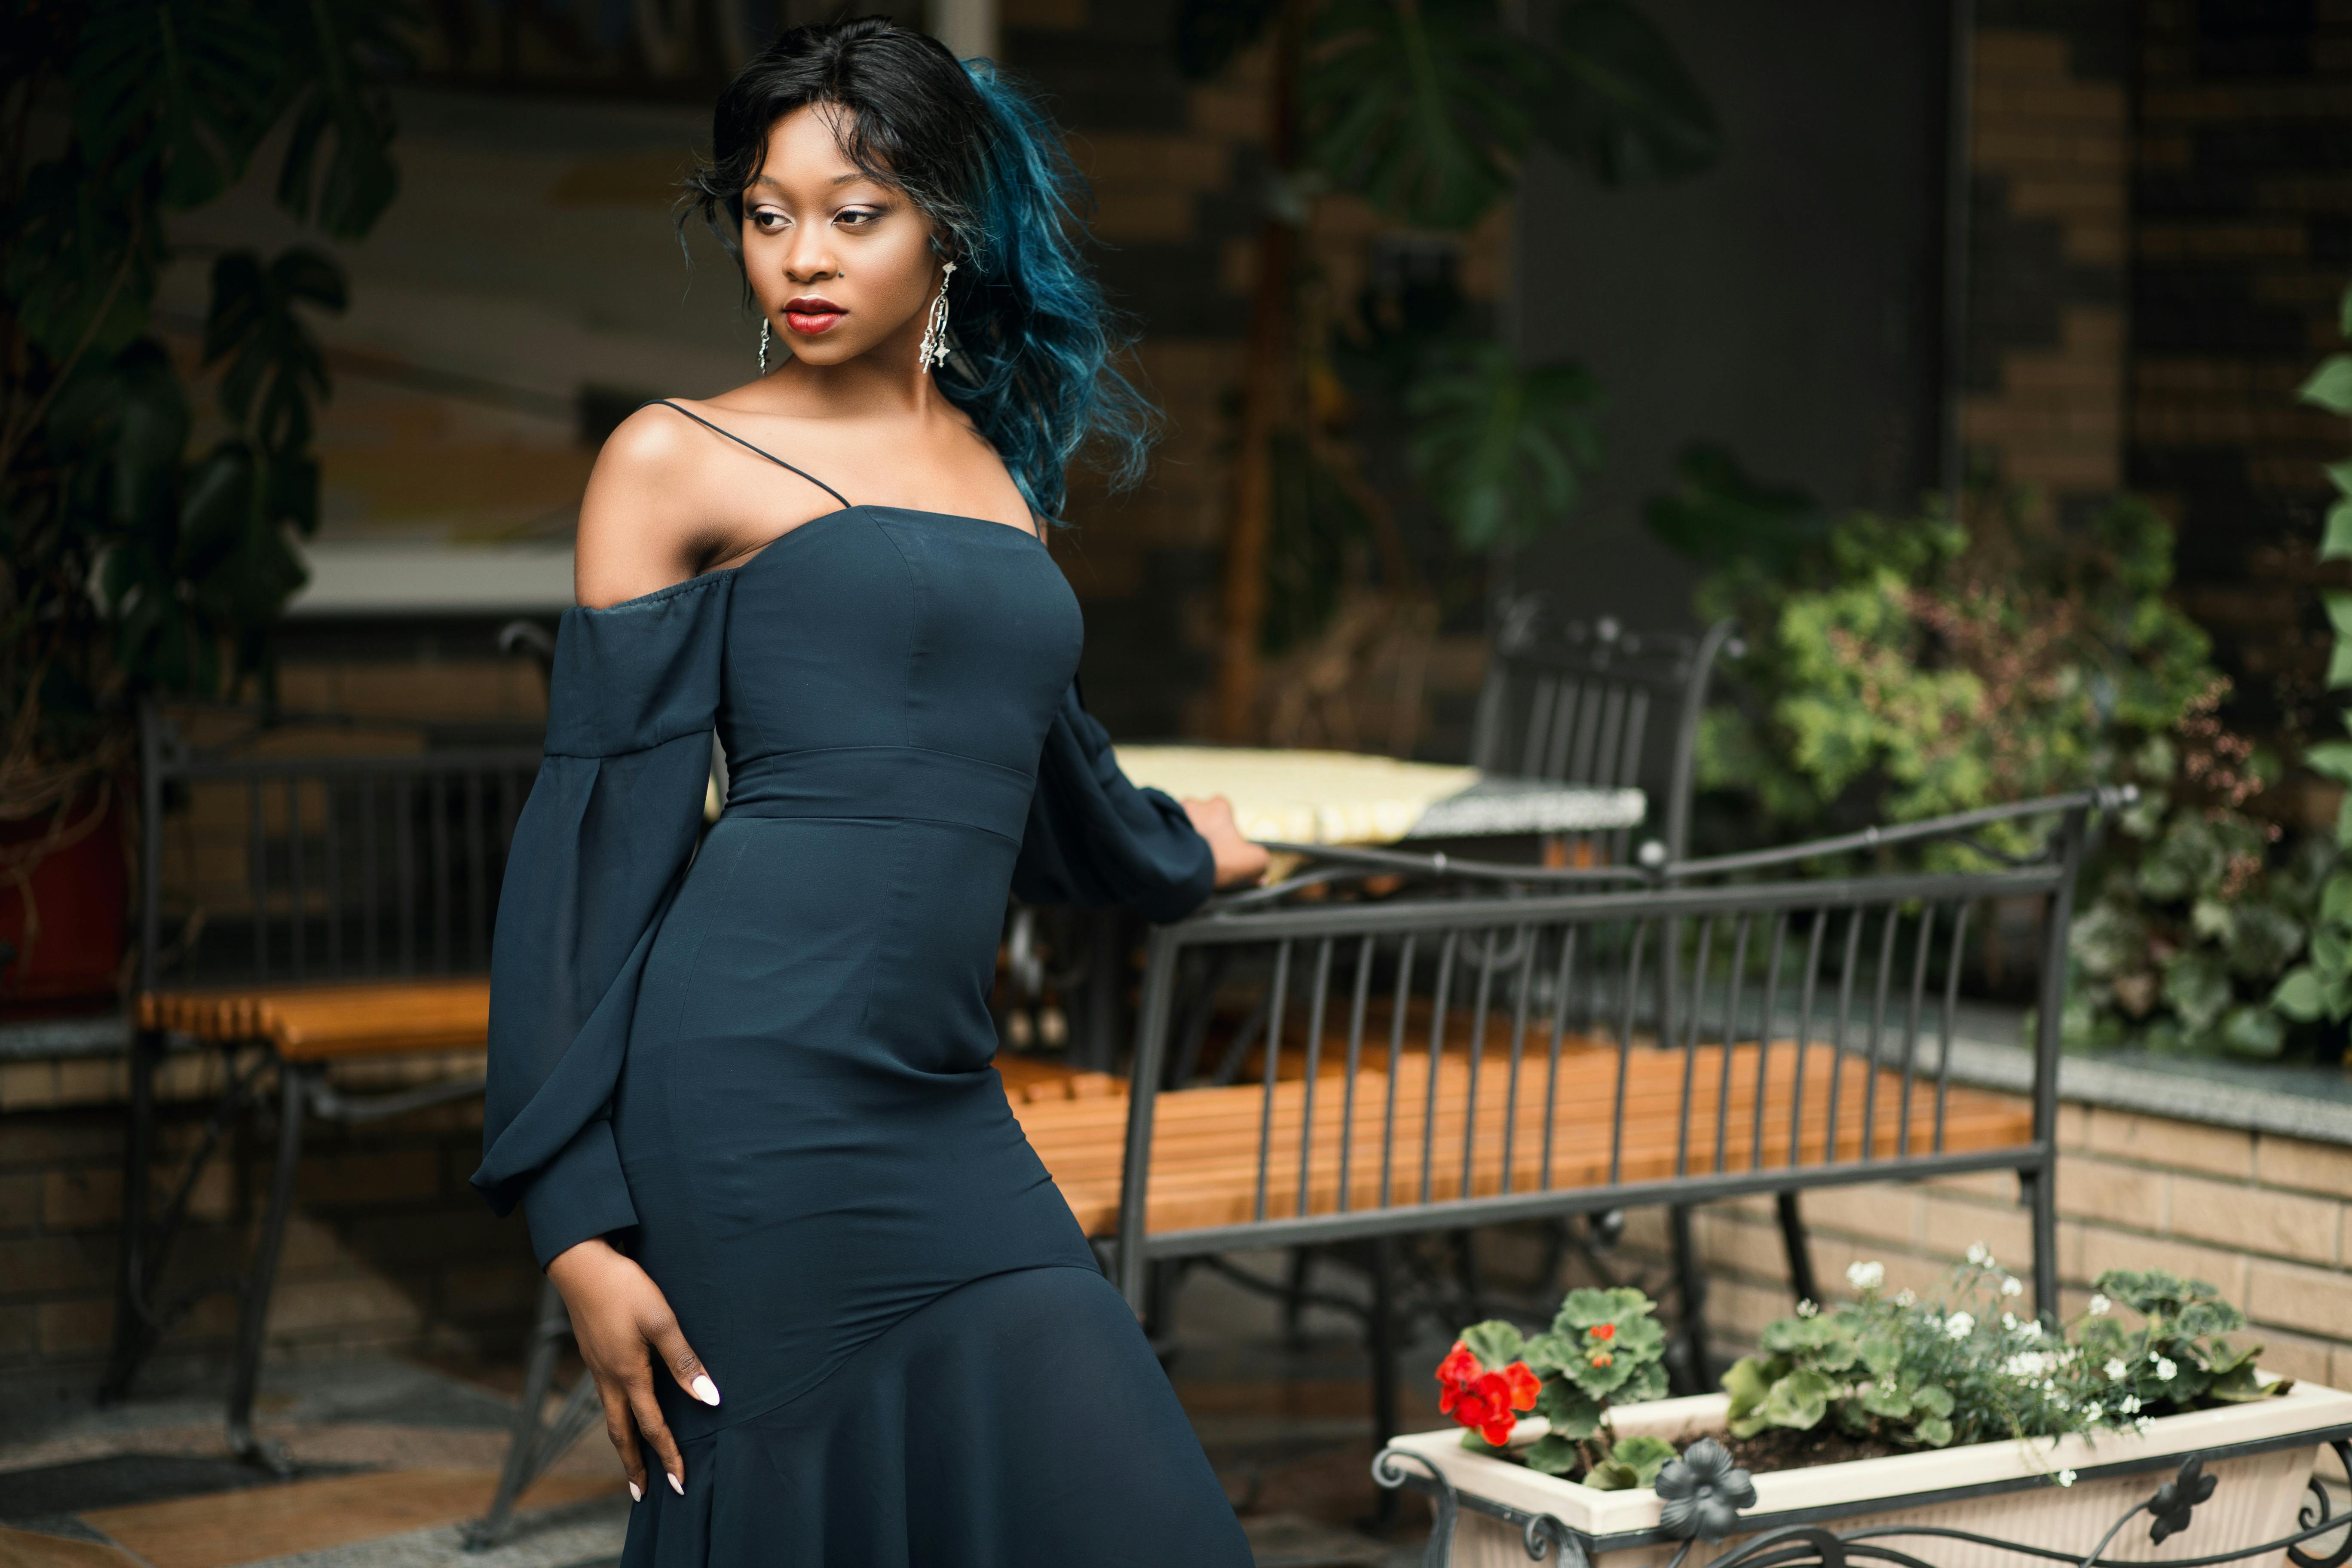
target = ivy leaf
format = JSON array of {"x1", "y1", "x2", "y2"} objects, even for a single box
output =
[
  {"x1": 1912, "y1": 1415, "x2": 1954, "y2": 1447},
  {"x1": 1407, "y1": 340, "x2": 1602, "y2": 551},
  {"x1": 2302, "y1": 355, "x2": 2352, "y2": 416},
  {"x1": 1533, "y1": 0, "x2": 1720, "y2": 186},
  {"x1": 2329, "y1": 593, "x2": 2352, "y2": 688},
  {"x1": 2272, "y1": 965, "x2": 2327, "y2": 1023},
  {"x1": 1537, "y1": 1378, "x2": 1604, "y2": 1439},
  {"x1": 2220, "y1": 1004, "x2": 2286, "y2": 1059},
  {"x1": 1857, "y1": 1382, "x2": 1912, "y2": 1418},
  {"x1": 2306, "y1": 742, "x2": 2352, "y2": 786},
  {"x1": 2326, "y1": 498, "x2": 2352, "y2": 564}
]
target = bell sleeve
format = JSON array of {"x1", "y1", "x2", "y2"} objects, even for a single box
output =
[
  {"x1": 1012, "y1": 680, "x2": 1217, "y2": 925},
  {"x1": 471, "y1": 571, "x2": 734, "y2": 1267}
]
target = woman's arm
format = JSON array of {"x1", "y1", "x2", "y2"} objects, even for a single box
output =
[{"x1": 573, "y1": 407, "x2": 704, "y2": 609}]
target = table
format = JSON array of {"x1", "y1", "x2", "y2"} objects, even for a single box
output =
[
  {"x1": 1110, "y1": 746, "x2": 1647, "y2": 846},
  {"x1": 1031, "y1": 748, "x2": 1650, "y2": 1067}
]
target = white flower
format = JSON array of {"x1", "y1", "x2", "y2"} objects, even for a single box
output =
[
  {"x1": 2002, "y1": 1313, "x2": 2018, "y2": 1330},
  {"x1": 2056, "y1": 1469, "x2": 2077, "y2": 1488},
  {"x1": 2105, "y1": 1358, "x2": 2128, "y2": 1381},
  {"x1": 2088, "y1": 1294, "x2": 2111, "y2": 1316},
  {"x1": 2002, "y1": 1351, "x2": 2057, "y2": 1380},
  {"x1": 2001, "y1": 1276, "x2": 2024, "y2": 1298},
  {"x1": 2019, "y1": 1320, "x2": 2043, "y2": 1341},
  {"x1": 1847, "y1": 1260, "x2": 1886, "y2": 1292},
  {"x1": 1966, "y1": 1242, "x2": 1993, "y2": 1266},
  {"x1": 1896, "y1": 1289, "x2": 1917, "y2": 1307},
  {"x1": 1946, "y1": 1311, "x2": 1975, "y2": 1339},
  {"x1": 2083, "y1": 1403, "x2": 2103, "y2": 1421},
  {"x1": 1797, "y1": 1299, "x2": 1819, "y2": 1318},
  {"x1": 2135, "y1": 1416, "x2": 2156, "y2": 1433},
  {"x1": 2119, "y1": 1394, "x2": 2142, "y2": 1415},
  {"x1": 2154, "y1": 1357, "x2": 2177, "y2": 1382}
]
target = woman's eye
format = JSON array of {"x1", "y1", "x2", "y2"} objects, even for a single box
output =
[
  {"x1": 752, "y1": 211, "x2": 787, "y2": 232},
  {"x1": 837, "y1": 209, "x2": 877, "y2": 227}
]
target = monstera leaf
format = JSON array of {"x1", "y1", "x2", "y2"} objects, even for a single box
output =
[
  {"x1": 1302, "y1": 0, "x2": 1717, "y2": 230},
  {"x1": 273, "y1": 0, "x2": 412, "y2": 238},
  {"x1": 69, "y1": 0, "x2": 286, "y2": 209},
  {"x1": 1407, "y1": 340, "x2": 1601, "y2": 550},
  {"x1": 205, "y1": 248, "x2": 347, "y2": 461},
  {"x1": 1537, "y1": 0, "x2": 1721, "y2": 184},
  {"x1": 1306, "y1": 0, "x2": 1535, "y2": 230}
]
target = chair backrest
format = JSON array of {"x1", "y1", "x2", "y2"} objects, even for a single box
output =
[
  {"x1": 1467, "y1": 600, "x2": 1739, "y2": 858},
  {"x1": 1109, "y1": 793, "x2": 2098, "y2": 1310},
  {"x1": 136, "y1": 704, "x2": 544, "y2": 992}
]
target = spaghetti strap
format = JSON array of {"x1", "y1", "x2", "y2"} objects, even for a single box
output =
[{"x1": 644, "y1": 399, "x2": 854, "y2": 513}]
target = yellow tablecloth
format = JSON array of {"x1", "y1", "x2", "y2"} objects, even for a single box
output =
[{"x1": 1113, "y1": 747, "x2": 1480, "y2": 847}]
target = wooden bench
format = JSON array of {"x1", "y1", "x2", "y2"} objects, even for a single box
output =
[{"x1": 1014, "y1": 1038, "x2": 2031, "y2": 1238}]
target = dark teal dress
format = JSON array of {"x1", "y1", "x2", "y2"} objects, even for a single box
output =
[{"x1": 471, "y1": 438, "x2": 1253, "y2": 1565}]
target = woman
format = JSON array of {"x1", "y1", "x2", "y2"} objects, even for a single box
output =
[{"x1": 472, "y1": 18, "x2": 1266, "y2": 1565}]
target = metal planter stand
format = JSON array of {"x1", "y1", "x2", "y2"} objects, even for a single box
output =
[{"x1": 1373, "y1": 1432, "x2": 2352, "y2": 1568}]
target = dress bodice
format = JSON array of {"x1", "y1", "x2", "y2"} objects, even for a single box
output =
[{"x1": 716, "y1": 507, "x2": 1083, "y2": 845}]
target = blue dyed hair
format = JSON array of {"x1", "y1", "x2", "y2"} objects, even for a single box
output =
[{"x1": 684, "y1": 17, "x2": 1157, "y2": 521}]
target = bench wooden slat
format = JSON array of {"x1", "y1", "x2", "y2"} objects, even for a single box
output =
[
  {"x1": 1012, "y1": 1038, "x2": 2030, "y2": 1239},
  {"x1": 139, "y1": 980, "x2": 492, "y2": 1061}
]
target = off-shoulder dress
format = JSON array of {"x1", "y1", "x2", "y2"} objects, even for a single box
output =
[{"x1": 471, "y1": 412, "x2": 1254, "y2": 1566}]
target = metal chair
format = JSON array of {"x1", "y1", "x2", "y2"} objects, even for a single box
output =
[
  {"x1": 1086, "y1": 791, "x2": 2108, "y2": 1457},
  {"x1": 106, "y1": 702, "x2": 542, "y2": 1465},
  {"x1": 1466, "y1": 601, "x2": 1741, "y2": 862}
]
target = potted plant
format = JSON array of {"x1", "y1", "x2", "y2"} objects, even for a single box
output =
[
  {"x1": 1384, "y1": 1253, "x2": 2352, "y2": 1568},
  {"x1": 0, "y1": 2, "x2": 404, "y2": 1007}
]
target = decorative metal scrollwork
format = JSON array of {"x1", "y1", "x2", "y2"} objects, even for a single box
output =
[{"x1": 2290, "y1": 1439, "x2": 2352, "y2": 1568}]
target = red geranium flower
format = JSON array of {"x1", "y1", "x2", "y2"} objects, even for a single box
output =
[
  {"x1": 1589, "y1": 1323, "x2": 1616, "y2": 1341},
  {"x1": 1434, "y1": 1341, "x2": 1540, "y2": 1446}
]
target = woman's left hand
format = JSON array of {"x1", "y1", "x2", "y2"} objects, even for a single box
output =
[{"x1": 1182, "y1": 795, "x2": 1270, "y2": 888}]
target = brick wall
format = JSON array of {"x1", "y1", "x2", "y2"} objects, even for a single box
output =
[
  {"x1": 2129, "y1": 0, "x2": 2351, "y2": 740},
  {"x1": 0, "y1": 1054, "x2": 538, "y2": 1381},
  {"x1": 1641, "y1": 1100, "x2": 2352, "y2": 1387},
  {"x1": 1962, "y1": 5, "x2": 2134, "y2": 517}
]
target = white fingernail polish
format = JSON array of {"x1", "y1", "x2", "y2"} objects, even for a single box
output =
[
  {"x1": 629, "y1": 1482, "x2": 643, "y2": 1503},
  {"x1": 692, "y1": 1375, "x2": 721, "y2": 1406},
  {"x1": 669, "y1": 1473, "x2": 685, "y2": 1495}
]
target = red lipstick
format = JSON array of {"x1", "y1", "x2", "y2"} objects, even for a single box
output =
[{"x1": 783, "y1": 296, "x2": 845, "y2": 336}]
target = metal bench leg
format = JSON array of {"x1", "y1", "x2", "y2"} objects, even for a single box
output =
[
  {"x1": 1367, "y1": 1235, "x2": 1400, "y2": 1528},
  {"x1": 1669, "y1": 1204, "x2": 1709, "y2": 1394},
  {"x1": 102, "y1": 1027, "x2": 165, "y2": 1402},
  {"x1": 1280, "y1": 1246, "x2": 1315, "y2": 1348},
  {"x1": 469, "y1": 1278, "x2": 591, "y2": 1550},
  {"x1": 227, "y1": 1059, "x2": 306, "y2": 1472},
  {"x1": 2023, "y1": 1162, "x2": 2059, "y2": 1321},
  {"x1": 1777, "y1": 1190, "x2": 1820, "y2": 1306}
]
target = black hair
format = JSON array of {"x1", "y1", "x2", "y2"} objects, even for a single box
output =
[{"x1": 683, "y1": 16, "x2": 1156, "y2": 521}]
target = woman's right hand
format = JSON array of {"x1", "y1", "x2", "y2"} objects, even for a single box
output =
[{"x1": 545, "y1": 1237, "x2": 720, "y2": 1501}]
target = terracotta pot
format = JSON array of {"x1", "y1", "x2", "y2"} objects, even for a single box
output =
[
  {"x1": 0, "y1": 782, "x2": 128, "y2": 1010},
  {"x1": 1385, "y1": 1380, "x2": 2352, "y2": 1568}
]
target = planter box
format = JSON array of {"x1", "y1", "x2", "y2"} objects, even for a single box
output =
[{"x1": 1385, "y1": 1379, "x2": 2352, "y2": 1568}]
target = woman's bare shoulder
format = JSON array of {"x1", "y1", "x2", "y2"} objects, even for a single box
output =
[{"x1": 574, "y1": 403, "x2": 717, "y2": 608}]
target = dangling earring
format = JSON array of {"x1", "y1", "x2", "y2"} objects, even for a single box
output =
[
  {"x1": 917, "y1": 261, "x2": 956, "y2": 373},
  {"x1": 758, "y1": 318, "x2": 770, "y2": 374}
]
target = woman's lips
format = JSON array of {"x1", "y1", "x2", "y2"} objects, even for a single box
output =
[{"x1": 783, "y1": 299, "x2": 844, "y2": 336}]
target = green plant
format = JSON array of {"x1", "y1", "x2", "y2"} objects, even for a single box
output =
[
  {"x1": 1, "y1": 0, "x2": 407, "y2": 823},
  {"x1": 1446, "y1": 1287, "x2": 1677, "y2": 1488},
  {"x1": 2075, "y1": 1269, "x2": 2287, "y2": 1411},
  {"x1": 1725, "y1": 1252, "x2": 2287, "y2": 1461},
  {"x1": 2269, "y1": 282, "x2": 2352, "y2": 1035},
  {"x1": 1657, "y1": 465, "x2": 2216, "y2": 842}
]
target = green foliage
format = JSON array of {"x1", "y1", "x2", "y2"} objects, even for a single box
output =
[
  {"x1": 1726, "y1": 1254, "x2": 2287, "y2": 1458},
  {"x1": 1302, "y1": 0, "x2": 1720, "y2": 232},
  {"x1": 1, "y1": 0, "x2": 407, "y2": 801},
  {"x1": 2268, "y1": 280, "x2": 2352, "y2": 1034},
  {"x1": 1502, "y1": 1286, "x2": 1675, "y2": 1482},
  {"x1": 1406, "y1": 341, "x2": 1603, "y2": 551},
  {"x1": 1656, "y1": 460, "x2": 2218, "y2": 844}
]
